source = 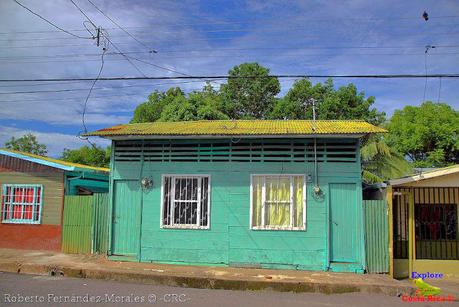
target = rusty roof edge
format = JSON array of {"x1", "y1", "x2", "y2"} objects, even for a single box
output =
[{"x1": 81, "y1": 120, "x2": 387, "y2": 138}]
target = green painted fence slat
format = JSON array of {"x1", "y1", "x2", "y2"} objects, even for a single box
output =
[
  {"x1": 62, "y1": 194, "x2": 109, "y2": 254},
  {"x1": 62, "y1": 196, "x2": 93, "y2": 254},
  {"x1": 364, "y1": 200, "x2": 389, "y2": 273},
  {"x1": 92, "y1": 193, "x2": 109, "y2": 254}
]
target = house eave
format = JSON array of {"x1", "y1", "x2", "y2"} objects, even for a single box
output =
[{"x1": 97, "y1": 133, "x2": 367, "y2": 140}]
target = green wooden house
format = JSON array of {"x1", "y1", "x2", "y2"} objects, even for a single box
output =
[{"x1": 85, "y1": 120, "x2": 385, "y2": 272}]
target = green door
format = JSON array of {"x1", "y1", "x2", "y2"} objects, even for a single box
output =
[
  {"x1": 329, "y1": 183, "x2": 358, "y2": 263},
  {"x1": 112, "y1": 180, "x2": 141, "y2": 258}
]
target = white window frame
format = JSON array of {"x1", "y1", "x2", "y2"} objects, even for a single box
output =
[
  {"x1": 250, "y1": 174, "x2": 306, "y2": 231},
  {"x1": 1, "y1": 184, "x2": 43, "y2": 224},
  {"x1": 160, "y1": 174, "x2": 211, "y2": 230}
]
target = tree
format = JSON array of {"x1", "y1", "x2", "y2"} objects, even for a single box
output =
[
  {"x1": 131, "y1": 84, "x2": 228, "y2": 123},
  {"x1": 361, "y1": 137, "x2": 412, "y2": 183},
  {"x1": 270, "y1": 78, "x2": 385, "y2": 125},
  {"x1": 159, "y1": 83, "x2": 228, "y2": 122},
  {"x1": 269, "y1": 78, "x2": 409, "y2": 182},
  {"x1": 131, "y1": 87, "x2": 185, "y2": 123},
  {"x1": 5, "y1": 133, "x2": 47, "y2": 156},
  {"x1": 61, "y1": 146, "x2": 111, "y2": 168},
  {"x1": 386, "y1": 101, "x2": 459, "y2": 167},
  {"x1": 220, "y1": 63, "x2": 280, "y2": 119}
]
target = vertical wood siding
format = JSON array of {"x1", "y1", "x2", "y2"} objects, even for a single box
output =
[
  {"x1": 364, "y1": 200, "x2": 389, "y2": 273},
  {"x1": 62, "y1": 196, "x2": 93, "y2": 254},
  {"x1": 111, "y1": 138, "x2": 365, "y2": 271},
  {"x1": 92, "y1": 193, "x2": 109, "y2": 254}
]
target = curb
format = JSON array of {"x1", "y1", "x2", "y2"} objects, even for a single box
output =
[{"x1": 0, "y1": 262, "x2": 416, "y2": 296}]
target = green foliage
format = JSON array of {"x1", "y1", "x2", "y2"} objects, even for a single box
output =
[
  {"x1": 61, "y1": 145, "x2": 111, "y2": 168},
  {"x1": 386, "y1": 101, "x2": 459, "y2": 167},
  {"x1": 269, "y1": 78, "x2": 386, "y2": 125},
  {"x1": 220, "y1": 63, "x2": 280, "y2": 118},
  {"x1": 132, "y1": 84, "x2": 228, "y2": 123},
  {"x1": 4, "y1": 133, "x2": 47, "y2": 156},
  {"x1": 131, "y1": 87, "x2": 185, "y2": 123},
  {"x1": 361, "y1": 137, "x2": 412, "y2": 183}
]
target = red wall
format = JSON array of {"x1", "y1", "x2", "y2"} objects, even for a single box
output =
[{"x1": 0, "y1": 224, "x2": 61, "y2": 251}]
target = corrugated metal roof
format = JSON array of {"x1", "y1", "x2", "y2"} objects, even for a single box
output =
[
  {"x1": 84, "y1": 120, "x2": 386, "y2": 138},
  {"x1": 0, "y1": 149, "x2": 109, "y2": 173},
  {"x1": 390, "y1": 164, "x2": 459, "y2": 186}
]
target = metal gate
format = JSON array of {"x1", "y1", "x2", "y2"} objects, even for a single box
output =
[{"x1": 364, "y1": 200, "x2": 389, "y2": 273}]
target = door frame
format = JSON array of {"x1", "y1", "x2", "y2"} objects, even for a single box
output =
[{"x1": 108, "y1": 179, "x2": 142, "y2": 261}]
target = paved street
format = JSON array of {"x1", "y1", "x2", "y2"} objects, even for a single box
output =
[{"x1": 0, "y1": 272, "x2": 455, "y2": 307}]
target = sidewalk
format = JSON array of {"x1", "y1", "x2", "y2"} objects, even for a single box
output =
[{"x1": 0, "y1": 248, "x2": 415, "y2": 296}]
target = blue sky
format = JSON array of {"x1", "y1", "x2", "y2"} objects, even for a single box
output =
[{"x1": 0, "y1": 0, "x2": 458, "y2": 156}]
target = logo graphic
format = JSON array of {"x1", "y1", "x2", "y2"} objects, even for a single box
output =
[{"x1": 414, "y1": 278, "x2": 441, "y2": 296}]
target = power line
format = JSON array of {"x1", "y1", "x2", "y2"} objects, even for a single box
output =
[
  {"x1": 84, "y1": 0, "x2": 193, "y2": 78},
  {"x1": 81, "y1": 49, "x2": 105, "y2": 134},
  {"x1": 1, "y1": 51, "x2": 458, "y2": 63},
  {"x1": 68, "y1": 0, "x2": 97, "y2": 29},
  {"x1": 0, "y1": 79, "x2": 226, "y2": 94},
  {"x1": 101, "y1": 34, "x2": 147, "y2": 77},
  {"x1": 1, "y1": 74, "x2": 459, "y2": 83},
  {"x1": 12, "y1": 0, "x2": 94, "y2": 39},
  {"x1": 2, "y1": 14, "x2": 459, "y2": 36},
  {"x1": 85, "y1": 0, "x2": 155, "y2": 52},
  {"x1": 66, "y1": 0, "x2": 149, "y2": 78}
]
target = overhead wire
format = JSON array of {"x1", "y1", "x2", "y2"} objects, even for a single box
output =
[
  {"x1": 0, "y1": 79, "x2": 227, "y2": 95},
  {"x1": 1, "y1": 74, "x2": 459, "y2": 83},
  {"x1": 11, "y1": 0, "x2": 94, "y2": 39},
  {"x1": 85, "y1": 0, "x2": 155, "y2": 52}
]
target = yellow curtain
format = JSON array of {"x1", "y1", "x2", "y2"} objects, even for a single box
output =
[
  {"x1": 266, "y1": 177, "x2": 290, "y2": 226},
  {"x1": 252, "y1": 176, "x2": 262, "y2": 227},
  {"x1": 294, "y1": 176, "x2": 304, "y2": 227},
  {"x1": 253, "y1": 175, "x2": 304, "y2": 228}
]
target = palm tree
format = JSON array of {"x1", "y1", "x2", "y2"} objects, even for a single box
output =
[{"x1": 361, "y1": 136, "x2": 412, "y2": 183}]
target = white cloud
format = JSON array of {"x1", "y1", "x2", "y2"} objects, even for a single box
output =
[{"x1": 0, "y1": 125, "x2": 110, "y2": 157}]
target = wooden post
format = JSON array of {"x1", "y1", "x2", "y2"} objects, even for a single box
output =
[{"x1": 387, "y1": 185, "x2": 394, "y2": 278}]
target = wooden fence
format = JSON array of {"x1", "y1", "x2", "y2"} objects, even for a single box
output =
[
  {"x1": 364, "y1": 199, "x2": 389, "y2": 273},
  {"x1": 62, "y1": 193, "x2": 109, "y2": 254}
]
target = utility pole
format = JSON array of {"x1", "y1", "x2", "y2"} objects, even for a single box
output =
[
  {"x1": 307, "y1": 98, "x2": 321, "y2": 195},
  {"x1": 96, "y1": 27, "x2": 101, "y2": 47}
]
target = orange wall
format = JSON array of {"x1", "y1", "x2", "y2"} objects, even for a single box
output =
[{"x1": 0, "y1": 224, "x2": 61, "y2": 251}]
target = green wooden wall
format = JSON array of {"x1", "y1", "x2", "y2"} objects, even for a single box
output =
[{"x1": 110, "y1": 138, "x2": 366, "y2": 271}]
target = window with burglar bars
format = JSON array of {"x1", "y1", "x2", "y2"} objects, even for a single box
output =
[
  {"x1": 251, "y1": 175, "x2": 305, "y2": 230},
  {"x1": 414, "y1": 186, "x2": 459, "y2": 260},
  {"x1": 161, "y1": 175, "x2": 210, "y2": 229},
  {"x1": 1, "y1": 184, "x2": 43, "y2": 224}
]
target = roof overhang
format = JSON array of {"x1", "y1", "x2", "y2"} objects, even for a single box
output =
[
  {"x1": 103, "y1": 133, "x2": 367, "y2": 140},
  {"x1": 389, "y1": 165, "x2": 459, "y2": 186}
]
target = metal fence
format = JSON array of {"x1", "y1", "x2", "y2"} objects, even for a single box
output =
[
  {"x1": 62, "y1": 193, "x2": 109, "y2": 254},
  {"x1": 392, "y1": 187, "x2": 459, "y2": 260}
]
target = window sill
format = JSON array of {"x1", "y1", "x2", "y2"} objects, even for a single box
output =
[
  {"x1": 161, "y1": 225, "x2": 210, "y2": 230},
  {"x1": 2, "y1": 220, "x2": 41, "y2": 225},
  {"x1": 251, "y1": 226, "x2": 306, "y2": 231}
]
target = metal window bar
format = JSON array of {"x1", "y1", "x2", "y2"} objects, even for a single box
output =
[
  {"x1": 163, "y1": 176, "x2": 209, "y2": 228},
  {"x1": 1, "y1": 184, "x2": 42, "y2": 224},
  {"x1": 393, "y1": 188, "x2": 409, "y2": 259},
  {"x1": 414, "y1": 187, "x2": 458, "y2": 260}
]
